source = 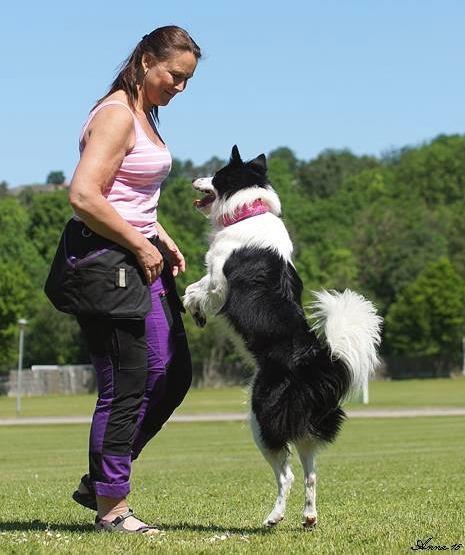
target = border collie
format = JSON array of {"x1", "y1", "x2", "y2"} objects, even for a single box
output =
[{"x1": 183, "y1": 145, "x2": 382, "y2": 529}]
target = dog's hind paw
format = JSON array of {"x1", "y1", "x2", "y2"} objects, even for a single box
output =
[
  {"x1": 263, "y1": 514, "x2": 284, "y2": 528},
  {"x1": 302, "y1": 515, "x2": 317, "y2": 530}
]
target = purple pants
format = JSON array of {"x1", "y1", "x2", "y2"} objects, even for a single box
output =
[{"x1": 78, "y1": 268, "x2": 192, "y2": 499}]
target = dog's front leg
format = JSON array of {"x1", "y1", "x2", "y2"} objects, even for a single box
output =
[
  {"x1": 184, "y1": 257, "x2": 228, "y2": 327},
  {"x1": 183, "y1": 276, "x2": 210, "y2": 327}
]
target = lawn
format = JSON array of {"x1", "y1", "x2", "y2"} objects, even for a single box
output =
[
  {"x1": 0, "y1": 377, "x2": 464, "y2": 419},
  {"x1": 0, "y1": 416, "x2": 464, "y2": 554}
]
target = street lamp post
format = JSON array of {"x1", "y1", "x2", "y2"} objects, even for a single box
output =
[
  {"x1": 462, "y1": 337, "x2": 465, "y2": 376},
  {"x1": 16, "y1": 318, "x2": 27, "y2": 416}
]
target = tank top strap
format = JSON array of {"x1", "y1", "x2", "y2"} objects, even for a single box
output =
[{"x1": 79, "y1": 100, "x2": 138, "y2": 143}]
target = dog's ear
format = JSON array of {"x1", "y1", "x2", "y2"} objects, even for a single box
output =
[
  {"x1": 249, "y1": 153, "x2": 267, "y2": 175},
  {"x1": 230, "y1": 145, "x2": 243, "y2": 165}
]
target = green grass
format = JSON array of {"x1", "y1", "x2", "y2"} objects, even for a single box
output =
[
  {"x1": 0, "y1": 386, "x2": 249, "y2": 419},
  {"x1": 345, "y1": 375, "x2": 465, "y2": 409},
  {"x1": 0, "y1": 416, "x2": 464, "y2": 553},
  {"x1": 0, "y1": 377, "x2": 464, "y2": 419}
]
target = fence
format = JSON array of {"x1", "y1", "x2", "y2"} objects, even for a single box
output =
[{"x1": 6, "y1": 365, "x2": 96, "y2": 397}]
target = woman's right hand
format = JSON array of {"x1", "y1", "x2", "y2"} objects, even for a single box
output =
[{"x1": 135, "y1": 239, "x2": 164, "y2": 284}]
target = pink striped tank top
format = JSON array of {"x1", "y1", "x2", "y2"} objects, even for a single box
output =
[{"x1": 77, "y1": 100, "x2": 172, "y2": 238}]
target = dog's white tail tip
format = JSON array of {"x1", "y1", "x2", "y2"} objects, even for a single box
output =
[{"x1": 308, "y1": 289, "x2": 382, "y2": 391}]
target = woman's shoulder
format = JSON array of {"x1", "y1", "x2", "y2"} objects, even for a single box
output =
[
  {"x1": 88, "y1": 95, "x2": 134, "y2": 130},
  {"x1": 81, "y1": 94, "x2": 136, "y2": 149},
  {"x1": 92, "y1": 92, "x2": 134, "y2": 117}
]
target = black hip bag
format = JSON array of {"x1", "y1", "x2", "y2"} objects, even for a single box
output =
[{"x1": 44, "y1": 219, "x2": 153, "y2": 319}]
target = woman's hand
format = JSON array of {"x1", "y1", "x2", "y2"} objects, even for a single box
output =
[
  {"x1": 135, "y1": 238, "x2": 164, "y2": 284},
  {"x1": 155, "y1": 223, "x2": 186, "y2": 277}
]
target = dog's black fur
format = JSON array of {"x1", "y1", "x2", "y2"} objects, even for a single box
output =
[{"x1": 222, "y1": 245, "x2": 350, "y2": 451}]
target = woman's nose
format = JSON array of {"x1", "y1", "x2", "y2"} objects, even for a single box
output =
[{"x1": 174, "y1": 80, "x2": 187, "y2": 92}]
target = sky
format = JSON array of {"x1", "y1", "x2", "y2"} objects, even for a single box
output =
[{"x1": 1, "y1": 1, "x2": 464, "y2": 187}]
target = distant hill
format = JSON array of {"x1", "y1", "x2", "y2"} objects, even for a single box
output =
[{"x1": 8, "y1": 182, "x2": 69, "y2": 196}]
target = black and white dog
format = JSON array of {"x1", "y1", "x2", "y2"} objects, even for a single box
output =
[{"x1": 183, "y1": 146, "x2": 381, "y2": 528}]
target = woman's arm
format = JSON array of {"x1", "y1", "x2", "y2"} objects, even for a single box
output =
[
  {"x1": 69, "y1": 105, "x2": 164, "y2": 284},
  {"x1": 155, "y1": 222, "x2": 186, "y2": 277}
]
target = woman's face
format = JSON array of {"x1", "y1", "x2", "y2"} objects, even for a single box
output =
[{"x1": 143, "y1": 50, "x2": 198, "y2": 106}]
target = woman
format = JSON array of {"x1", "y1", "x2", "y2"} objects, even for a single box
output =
[{"x1": 68, "y1": 26, "x2": 201, "y2": 533}]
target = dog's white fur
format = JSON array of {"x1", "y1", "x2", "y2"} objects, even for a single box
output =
[{"x1": 309, "y1": 290, "x2": 381, "y2": 391}]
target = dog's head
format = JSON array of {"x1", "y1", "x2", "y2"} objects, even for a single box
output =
[{"x1": 192, "y1": 145, "x2": 278, "y2": 223}]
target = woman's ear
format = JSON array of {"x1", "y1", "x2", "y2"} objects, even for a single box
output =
[{"x1": 141, "y1": 52, "x2": 155, "y2": 72}]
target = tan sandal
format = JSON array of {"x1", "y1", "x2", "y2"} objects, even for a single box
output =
[{"x1": 95, "y1": 508, "x2": 159, "y2": 534}]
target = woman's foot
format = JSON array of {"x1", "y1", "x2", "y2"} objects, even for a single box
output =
[
  {"x1": 96, "y1": 508, "x2": 159, "y2": 534},
  {"x1": 72, "y1": 474, "x2": 97, "y2": 510}
]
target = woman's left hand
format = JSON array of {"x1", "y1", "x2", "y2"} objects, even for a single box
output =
[{"x1": 156, "y1": 223, "x2": 186, "y2": 277}]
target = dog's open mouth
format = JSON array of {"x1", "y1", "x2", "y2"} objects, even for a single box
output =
[{"x1": 193, "y1": 192, "x2": 216, "y2": 208}]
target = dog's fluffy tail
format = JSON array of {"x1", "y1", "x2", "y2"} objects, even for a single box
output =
[{"x1": 309, "y1": 289, "x2": 382, "y2": 391}]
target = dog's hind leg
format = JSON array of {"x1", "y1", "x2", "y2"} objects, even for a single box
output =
[
  {"x1": 294, "y1": 437, "x2": 318, "y2": 529},
  {"x1": 250, "y1": 412, "x2": 294, "y2": 527}
]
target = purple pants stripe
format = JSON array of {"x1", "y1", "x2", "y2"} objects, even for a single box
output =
[
  {"x1": 89, "y1": 354, "x2": 114, "y2": 454},
  {"x1": 133, "y1": 278, "x2": 174, "y2": 438}
]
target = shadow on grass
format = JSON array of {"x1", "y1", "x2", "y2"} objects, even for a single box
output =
[
  {"x1": 157, "y1": 522, "x2": 273, "y2": 535},
  {"x1": 0, "y1": 520, "x2": 272, "y2": 535},
  {"x1": 0, "y1": 520, "x2": 94, "y2": 533}
]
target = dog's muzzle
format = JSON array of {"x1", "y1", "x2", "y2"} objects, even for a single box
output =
[{"x1": 192, "y1": 178, "x2": 216, "y2": 208}]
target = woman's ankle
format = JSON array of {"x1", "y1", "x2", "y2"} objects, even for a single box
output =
[{"x1": 96, "y1": 495, "x2": 128, "y2": 520}]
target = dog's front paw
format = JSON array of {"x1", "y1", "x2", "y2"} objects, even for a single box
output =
[
  {"x1": 184, "y1": 282, "x2": 199, "y2": 297},
  {"x1": 183, "y1": 283, "x2": 208, "y2": 327},
  {"x1": 193, "y1": 312, "x2": 207, "y2": 328},
  {"x1": 182, "y1": 291, "x2": 195, "y2": 313},
  {"x1": 183, "y1": 294, "x2": 206, "y2": 328}
]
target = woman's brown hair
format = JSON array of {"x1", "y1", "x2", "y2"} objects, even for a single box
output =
[{"x1": 95, "y1": 25, "x2": 201, "y2": 121}]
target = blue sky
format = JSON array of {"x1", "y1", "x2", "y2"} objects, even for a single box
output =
[{"x1": 1, "y1": 1, "x2": 464, "y2": 187}]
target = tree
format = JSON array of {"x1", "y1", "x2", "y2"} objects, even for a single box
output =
[
  {"x1": 24, "y1": 301, "x2": 88, "y2": 367},
  {"x1": 298, "y1": 148, "x2": 379, "y2": 198},
  {"x1": 384, "y1": 258, "x2": 465, "y2": 370},
  {"x1": 0, "y1": 196, "x2": 46, "y2": 290},
  {"x1": 0, "y1": 262, "x2": 30, "y2": 369},
  {"x1": 437, "y1": 201, "x2": 465, "y2": 278},
  {"x1": 194, "y1": 156, "x2": 226, "y2": 177},
  {"x1": 0, "y1": 196, "x2": 46, "y2": 371},
  {"x1": 2, "y1": 133, "x2": 465, "y2": 382},
  {"x1": 46, "y1": 171, "x2": 66, "y2": 185},
  {"x1": 389, "y1": 134, "x2": 465, "y2": 206},
  {"x1": 0, "y1": 181, "x2": 8, "y2": 197},
  {"x1": 268, "y1": 147, "x2": 299, "y2": 173},
  {"x1": 351, "y1": 195, "x2": 447, "y2": 310},
  {"x1": 27, "y1": 189, "x2": 72, "y2": 262}
]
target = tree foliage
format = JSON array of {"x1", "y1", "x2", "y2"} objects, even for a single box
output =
[
  {"x1": 46, "y1": 171, "x2": 66, "y2": 185},
  {"x1": 299, "y1": 148, "x2": 379, "y2": 198},
  {"x1": 28, "y1": 190, "x2": 72, "y2": 262},
  {"x1": 2, "y1": 133, "x2": 465, "y2": 378},
  {"x1": 385, "y1": 258, "x2": 465, "y2": 369}
]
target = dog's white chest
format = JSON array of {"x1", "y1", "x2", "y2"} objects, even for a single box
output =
[{"x1": 206, "y1": 213, "x2": 293, "y2": 274}]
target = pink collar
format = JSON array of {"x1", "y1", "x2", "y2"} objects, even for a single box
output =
[{"x1": 222, "y1": 199, "x2": 270, "y2": 227}]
